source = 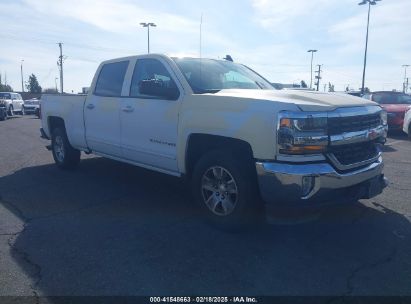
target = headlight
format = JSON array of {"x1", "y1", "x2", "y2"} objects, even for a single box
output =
[
  {"x1": 380, "y1": 110, "x2": 387, "y2": 126},
  {"x1": 278, "y1": 112, "x2": 328, "y2": 155}
]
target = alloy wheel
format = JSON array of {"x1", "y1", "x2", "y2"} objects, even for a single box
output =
[{"x1": 201, "y1": 166, "x2": 239, "y2": 216}]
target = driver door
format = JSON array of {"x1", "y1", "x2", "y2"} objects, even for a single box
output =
[{"x1": 120, "y1": 58, "x2": 181, "y2": 173}]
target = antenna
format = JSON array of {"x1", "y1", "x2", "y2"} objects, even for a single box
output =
[
  {"x1": 199, "y1": 13, "x2": 203, "y2": 85},
  {"x1": 200, "y1": 13, "x2": 203, "y2": 59}
]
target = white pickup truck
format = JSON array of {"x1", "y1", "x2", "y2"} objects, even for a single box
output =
[{"x1": 40, "y1": 54, "x2": 388, "y2": 226}]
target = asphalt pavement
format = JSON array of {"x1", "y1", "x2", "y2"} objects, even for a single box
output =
[{"x1": 0, "y1": 115, "x2": 410, "y2": 301}]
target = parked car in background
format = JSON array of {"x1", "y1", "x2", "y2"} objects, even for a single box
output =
[
  {"x1": 23, "y1": 98, "x2": 41, "y2": 117},
  {"x1": 363, "y1": 91, "x2": 411, "y2": 131},
  {"x1": 0, "y1": 92, "x2": 25, "y2": 118},
  {"x1": 345, "y1": 91, "x2": 363, "y2": 97},
  {"x1": 403, "y1": 106, "x2": 411, "y2": 139}
]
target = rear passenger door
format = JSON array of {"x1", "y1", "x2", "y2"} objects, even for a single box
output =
[{"x1": 84, "y1": 60, "x2": 129, "y2": 157}]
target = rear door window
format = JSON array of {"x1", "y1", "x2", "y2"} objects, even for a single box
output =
[{"x1": 94, "y1": 61, "x2": 129, "y2": 97}]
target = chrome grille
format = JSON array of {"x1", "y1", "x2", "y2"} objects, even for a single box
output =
[
  {"x1": 328, "y1": 113, "x2": 381, "y2": 135},
  {"x1": 329, "y1": 142, "x2": 379, "y2": 167}
]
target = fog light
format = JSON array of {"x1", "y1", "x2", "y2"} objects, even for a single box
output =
[{"x1": 302, "y1": 176, "x2": 315, "y2": 198}]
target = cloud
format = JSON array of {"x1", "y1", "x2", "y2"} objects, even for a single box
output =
[
  {"x1": 249, "y1": 0, "x2": 411, "y2": 91},
  {"x1": 1, "y1": 0, "x2": 410, "y2": 92},
  {"x1": 251, "y1": 0, "x2": 334, "y2": 32},
  {"x1": 23, "y1": 0, "x2": 199, "y2": 34},
  {"x1": 329, "y1": 0, "x2": 411, "y2": 56}
]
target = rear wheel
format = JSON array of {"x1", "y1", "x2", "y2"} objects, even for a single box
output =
[
  {"x1": 51, "y1": 127, "x2": 81, "y2": 170},
  {"x1": 192, "y1": 149, "x2": 262, "y2": 229},
  {"x1": 7, "y1": 105, "x2": 13, "y2": 117}
]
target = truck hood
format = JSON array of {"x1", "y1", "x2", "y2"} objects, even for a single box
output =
[{"x1": 211, "y1": 89, "x2": 377, "y2": 111}]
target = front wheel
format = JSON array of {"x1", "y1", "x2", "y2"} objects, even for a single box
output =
[
  {"x1": 51, "y1": 127, "x2": 81, "y2": 170},
  {"x1": 0, "y1": 108, "x2": 6, "y2": 121},
  {"x1": 192, "y1": 150, "x2": 262, "y2": 229}
]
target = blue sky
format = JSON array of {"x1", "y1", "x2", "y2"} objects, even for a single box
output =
[{"x1": 0, "y1": 0, "x2": 410, "y2": 93}]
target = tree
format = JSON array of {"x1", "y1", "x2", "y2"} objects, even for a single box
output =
[
  {"x1": 26, "y1": 74, "x2": 42, "y2": 93},
  {"x1": 0, "y1": 83, "x2": 13, "y2": 92},
  {"x1": 300, "y1": 80, "x2": 308, "y2": 88},
  {"x1": 0, "y1": 73, "x2": 13, "y2": 92},
  {"x1": 328, "y1": 82, "x2": 335, "y2": 92}
]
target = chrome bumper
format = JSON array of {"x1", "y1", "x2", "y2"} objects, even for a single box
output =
[{"x1": 256, "y1": 156, "x2": 387, "y2": 205}]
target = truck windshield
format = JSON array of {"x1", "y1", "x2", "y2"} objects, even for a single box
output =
[
  {"x1": 173, "y1": 58, "x2": 274, "y2": 94},
  {"x1": 0, "y1": 93, "x2": 11, "y2": 99}
]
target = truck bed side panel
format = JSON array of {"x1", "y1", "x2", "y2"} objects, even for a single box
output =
[{"x1": 41, "y1": 94, "x2": 88, "y2": 150}]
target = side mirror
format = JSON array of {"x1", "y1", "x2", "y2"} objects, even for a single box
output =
[{"x1": 139, "y1": 79, "x2": 179, "y2": 100}]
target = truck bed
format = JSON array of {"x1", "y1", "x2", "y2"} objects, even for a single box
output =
[{"x1": 41, "y1": 94, "x2": 88, "y2": 150}]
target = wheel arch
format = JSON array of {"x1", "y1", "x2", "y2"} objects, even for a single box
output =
[
  {"x1": 184, "y1": 133, "x2": 255, "y2": 178},
  {"x1": 48, "y1": 116, "x2": 66, "y2": 134}
]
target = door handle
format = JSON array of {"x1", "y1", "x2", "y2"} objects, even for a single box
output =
[
  {"x1": 122, "y1": 106, "x2": 134, "y2": 113},
  {"x1": 86, "y1": 104, "x2": 95, "y2": 110}
]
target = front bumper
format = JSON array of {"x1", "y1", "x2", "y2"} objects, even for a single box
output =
[
  {"x1": 23, "y1": 105, "x2": 39, "y2": 113},
  {"x1": 387, "y1": 114, "x2": 404, "y2": 130},
  {"x1": 256, "y1": 156, "x2": 387, "y2": 206}
]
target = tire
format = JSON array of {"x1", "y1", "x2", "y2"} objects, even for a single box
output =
[
  {"x1": 35, "y1": 108, "x2": 40, "y2": 118},
  {"x1": 20, "y1": 106, "x2": 25, "y2": 115},
  {"x1": 51, "y1": 127, "x2": 81, "y2": 170},
  {"x1": 0, "y1": 109, "x2": 6, "y2": 121},
  {"x1": 191, "y1": 149, "x2": 262, "y2": 230},
  {"x1": 7, "y1": 105, "x2": 13, "y2": 117},
  {"x1": 408, "y1": 125, "x2": 411, "y2": 140}
]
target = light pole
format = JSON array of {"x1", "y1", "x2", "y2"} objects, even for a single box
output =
[
  {"x1": 20, "y1": 59, "x2": 24, "y2": 92},
  {"x1": 307, "y1": 50, "x2": 317, "y2": 89},
  {"x1": 402, "y1": 65, "x2": 410, "y2": 93},
  {"x1": 140, "y1": 22, "x2": 156, "y2": 53},
  {"x1": 358, "y1": 0, "x2": 381, "y2": 95},
  {"x1": 55, "y1": 77, "x2": 59, "y2": 93}
]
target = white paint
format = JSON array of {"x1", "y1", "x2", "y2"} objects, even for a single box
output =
[{"x1": 41, "y1": 54, "x2": 381, "y2": 176}]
